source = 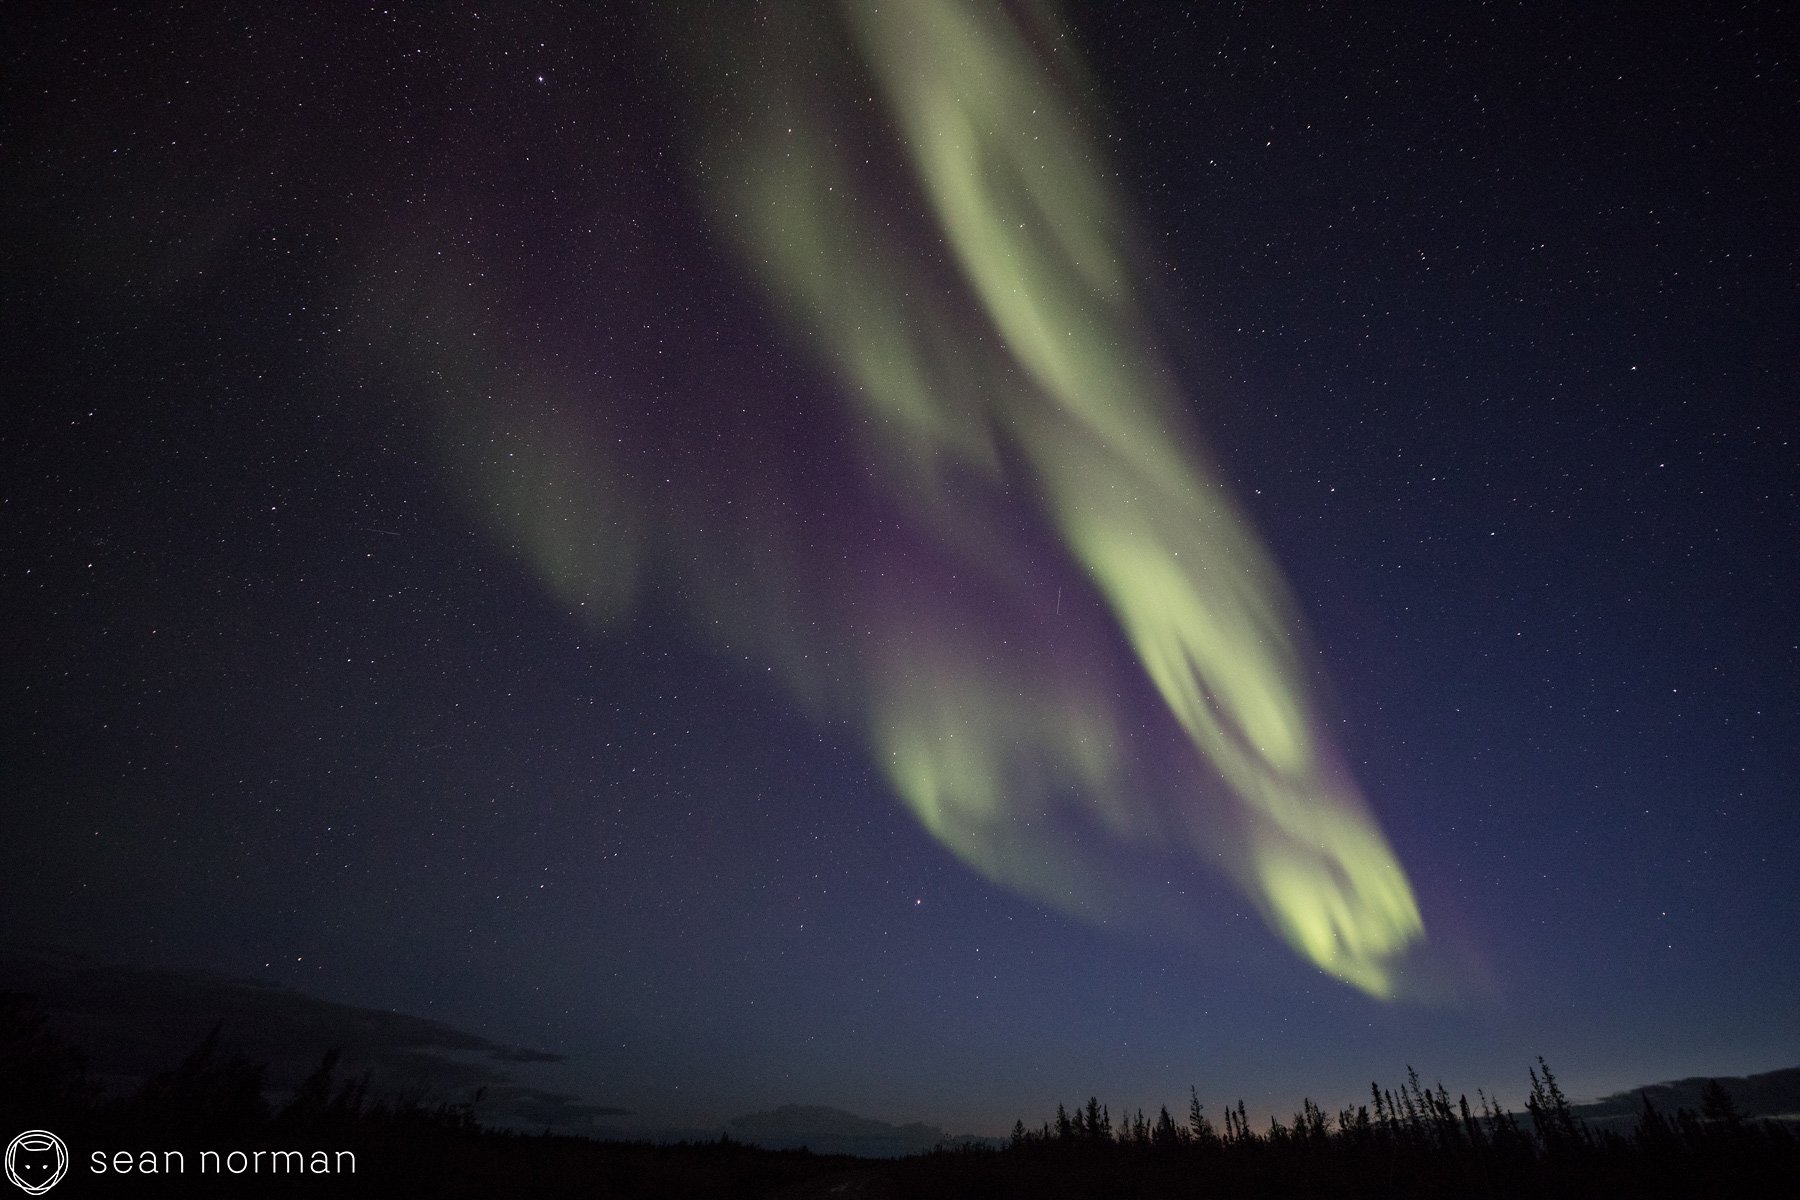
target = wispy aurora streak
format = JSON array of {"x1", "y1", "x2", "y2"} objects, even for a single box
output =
[
  {"x1": 681, "y1": 0, "x2": 1422, "y2": 997},
  {"x1": 398, "y1": 1, "x2": 1423, "y2": 995}
]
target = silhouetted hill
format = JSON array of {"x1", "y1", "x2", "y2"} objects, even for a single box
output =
[
  {"x1": 726, "y1": 1104, "x2": 998, "y2": 1157},
  {"x1": 0, "y1": 943, "x2": 628, "y2": 1131},
  {"x1": 9, "y1": 944, "x2": 1799, "y2": 1196},
  {"x1": 5, "y1": 979, "x2": 1799, "y2": 1198},
  {"x1": 1573, "y1": 1066, "x2": 1800, "y2": 1129}
]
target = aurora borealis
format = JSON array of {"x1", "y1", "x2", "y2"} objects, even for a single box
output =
[
  {"x1": 5, "y1": 0, "x2": 1797, "y2": 1139},
  {"x1": 683, "y1": 0, "x2": 1421, "y2": 997},
  {"x1": 396, "y1": 0, "x2": 1427, "y2": 997}
]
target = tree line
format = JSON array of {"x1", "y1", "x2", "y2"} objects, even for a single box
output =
[
  {"x1": 6, "y1": 991, "x2": 1797, "y2": 1197},
  {"x1": 947, "y1": 1058, "x2": 1800, "y2": 1198}
]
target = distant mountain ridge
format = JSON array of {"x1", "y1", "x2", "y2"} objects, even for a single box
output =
[
  {"x1": 10, "y1": 944, "x2": 1796, "y2": 1154},
  {"x1": 725, "y1": 1104, "x2": 1000, "y2": 1157},
  {"x1": 0, "y1": 943, "x2": 629, "y2": 1132},
  {"x1": 1572, "y1": 1066, "x2": 1800, "y2": 1128}
]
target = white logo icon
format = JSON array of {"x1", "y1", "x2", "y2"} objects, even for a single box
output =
[{"x1": 4, "y1": 1132, "x2": 68, "y2": 1195}]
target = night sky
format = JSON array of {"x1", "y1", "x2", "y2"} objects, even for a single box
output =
[{"x1": 4, "y1": 1, "x2": 1796, "y2": 1138}]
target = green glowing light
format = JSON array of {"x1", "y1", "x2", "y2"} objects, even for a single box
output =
[
  {"x1": 396, "y1": 2, "x2": 1426, "y2": 997},
  {"x1": 355, "y1": 247, "x2": 642, "y2": 627},
  {"x1": 688, "y1": 1, "x2": 1424, "y2": 995}
]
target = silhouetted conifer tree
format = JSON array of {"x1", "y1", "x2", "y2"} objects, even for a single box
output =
[
  {"x1": 1188, "y1": 1086, "x2": 1217, "y2": 1145},
  {"x1": 1700, "y1": 1079, "x2": 1743, "y2": 1130},
  {"x1": 1083, "y1": 1096, "x2": 1105, "y2": 1142},
  {"x1": 1527, "y1": 1057, "x2": 1583, "y2": 1149},
  {"x1": 129, "y1": 1024, "x2": 269, "y2": 1137},
  {"x1": 1153, "y1": 1104, "x2": 1179, "y2": 1148},
  {"x1": 1459, "y1": 1093, "x2": 1485, "y2": 1149},
  {"x1": 0, "y1": 993, "x2": 92, "y2": 1125},
  {"x1": 1634, "y1": 1092, "x2": 1674, "y2": 1150},
  {"x1": 1398, "y1": 1067, "x2": 1424, "y2": 1139},
  {"x1": 1297, "y1": 1098, "x2": 1327, "y2": 1144}
]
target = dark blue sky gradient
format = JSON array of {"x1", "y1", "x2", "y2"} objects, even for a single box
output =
[{"x1": 3, "y1": 2, "x2": 1795, "y2": 1135}]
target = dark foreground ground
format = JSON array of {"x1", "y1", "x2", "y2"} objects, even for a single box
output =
[{"x1": 7, "y1": 994, "x2": 1798, "y2": 1198}]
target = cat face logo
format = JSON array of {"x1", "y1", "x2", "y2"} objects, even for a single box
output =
[{"x1": 4, "y1": 1132, "x2": 68, "y2": 1195}]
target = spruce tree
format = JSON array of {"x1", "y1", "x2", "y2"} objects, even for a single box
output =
[
  {"x1": 1698, "y1": 1080, "x2": 1742, "y2": 1130},
  {"x1": 1188, "y1": 1087, "x2": 1217, "y2": 1144},
  {"x1": 1153, "y1": 1104, "x2": 1179, "y2": 1148},
  {"x1": 1084, "y1": 1096, "x2": 1104, "y2": 1143}
]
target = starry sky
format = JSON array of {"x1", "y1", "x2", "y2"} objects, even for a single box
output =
[{"x1": 4, "y1": 1, "x2": 1796, "y2": 1137}]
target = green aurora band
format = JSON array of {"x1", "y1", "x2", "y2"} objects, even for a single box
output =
[
  {"x1": 380, "y1": 1, "x2": 1425, "y2": 998},
  {"x1": 683, "y1": 1, "x2": 1424, "y2": 997}
]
